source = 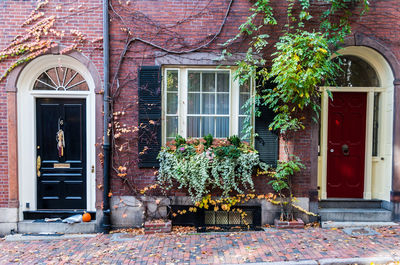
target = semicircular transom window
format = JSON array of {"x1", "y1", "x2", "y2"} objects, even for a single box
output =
[
  {"x1": 33, "y1": 67, "x2": 89, "y2": 91},
  {"x1": 333, "y1": 55, "x2": 380, "y2": 87}
]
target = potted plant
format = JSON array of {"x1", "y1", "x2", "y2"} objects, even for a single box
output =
[{"x1": 268, "y1": 156, "x2": 307, "y2": 229}]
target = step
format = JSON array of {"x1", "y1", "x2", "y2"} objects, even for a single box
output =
[
  {"x1": 321, "y1": 221, "x2": 399, "y2": 228},
  {"x1": 319, "y1": 208, "x2": 392, "y2": 222},
  {"x1": 5, "y1": 233, "x2": 97, "y2": 242},
  {"x1": 23, "y1": 210, "x2": 96, "y2": 220},
  {"x1": 319, "y1": 199, "x2": 382, "y2": 209},
  {"x1": 18, "y1": 220, "x2": 97, "y2": 234}
]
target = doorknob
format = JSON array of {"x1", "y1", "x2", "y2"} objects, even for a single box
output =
[
  {"x1": 342, "y1": 144, "x2": 349, "y2": 156},
  {"x1": 37, "y1": 155, "x2": 41, "y2": 177},
  {"x1": 330, "y1": 149, "x2": 334, "y2": 153}
]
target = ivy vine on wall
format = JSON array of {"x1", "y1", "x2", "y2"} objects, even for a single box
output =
[{"x1": 225, "y1": 0, "x2": 369, "y2": 220}]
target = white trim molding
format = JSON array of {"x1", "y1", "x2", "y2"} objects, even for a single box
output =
[
  {"x1": 162, "y1": 66, "x2": 251, "y2": 144},
  {"x1": 16, "y1": 55, "x2": 97, "y2": 220},
  {"x1": 318, "y1": 46, "x2": 394, "y2": 200}
]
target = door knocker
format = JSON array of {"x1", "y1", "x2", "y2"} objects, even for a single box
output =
[
  {"x1": 342, "y1": 144, "x2": 349, "y2": 156},
  {"x1": 56, "y1": 118, "x2": 65, "y2": 157}
]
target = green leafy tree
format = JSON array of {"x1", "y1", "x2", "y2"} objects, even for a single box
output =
[{"x1": 224, "y1": 0, "x2": 369, "y2": 221}]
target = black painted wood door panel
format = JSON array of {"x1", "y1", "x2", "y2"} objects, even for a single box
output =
[{"x1": 36, "y1": 98, "x2": 86, "y2": 209}]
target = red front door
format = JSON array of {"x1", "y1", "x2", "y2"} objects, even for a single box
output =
[{"x1": 327, "y1": 92, "x2": 367, "y2": 198}]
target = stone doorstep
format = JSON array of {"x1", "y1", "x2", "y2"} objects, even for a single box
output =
[
  {"x1": 321, "y1": 221, "x2": 399, "y2": 228},
  {"x1": 274, "y1": 218, "x2": 305, "y2": 229},
  {"x1": 5, "y1": 233, "x2": 97, "y2": 242},
  {"x1": 18, "y1": 220, "x2": 97, "y2": 234}
]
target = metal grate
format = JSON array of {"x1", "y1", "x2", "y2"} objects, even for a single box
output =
[
  {"x1": 228, "y1": 212, "x2": 241, "y2": 225},
  {"x1": 204, "y1": 211, "x2": 215, "y2": 225},
  {"x1": 204, "y1": 210, "x2": 254, "y2": 226},
  {"x1": 215, "y1": 211, "x2": 228, "y2": 224},
  {"x1": 171, "y1": 205, "x2": 261, "y2": 230}
]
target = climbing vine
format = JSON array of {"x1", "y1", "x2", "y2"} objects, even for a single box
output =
[
  {"x1": 0, "y1": 0, "x2": 371, "y2": 224},
  {"x1": 0, "y1": 0, "x2": 100, "y2": 81},
  {"x1": 228, "y1": 0, "x2": 370, "y2": 220}
]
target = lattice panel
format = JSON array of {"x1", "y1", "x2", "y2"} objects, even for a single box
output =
[
  {"x1": 204, "y1": 210, "x2": 255, "y2": 226},
  {"x1": 215, "y1": 211, "x2": 229, "y2": 225},
  {"x1": 228, "y1": 212, "x2": 241, "y2": 225},
  {"x1": 243, "y1": 211, "x2": 253, "y2": 225},
  {"x1": 204, "y1": 211, "x2": 215, "y2": 225}
]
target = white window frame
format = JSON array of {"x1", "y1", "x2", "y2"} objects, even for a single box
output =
[{"x1": 162, "y1": 66, "x2": 252, "y2": 144}]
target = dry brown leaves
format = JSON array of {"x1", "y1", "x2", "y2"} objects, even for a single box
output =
[
  {"x1": 305, "y1": 222, "x2": 320, "y2": 229},
  {"x1": 172, "y1": 226, "x2": 197, "y2": 234},
  {"x1": 110, "y1": 227, "x2": 145, "y2": 235}
]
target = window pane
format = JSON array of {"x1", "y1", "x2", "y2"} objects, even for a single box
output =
[
  {"x1": 202, "y1": 94, "x2": 215, "y2": 114},
  {"x1": 202, "y1": 117, "x2": 215, "y2": 136},
  {"x1": 166, "y1": 70, "x2": 178, "y2": 92},
  {"x1": 188, "y1": 93, "x2": 200, "y2": 114},
  {"x1": 167, "y1": 93, "x2": 178, "y2": 114},
  {"x1": 188, "y1": 72, "x2": 200, "y2": 92},
  {"x1": 240, "y1": 79, "x2": 250, "y2": 93},
  {"x1": 216, "y1": 117, "x2": 229, "y2": 138},
  {"x1": 34, "y1": 67, "x2": 89, "y2": 91},
  {"x1": 184, "y1": 70, "x2": 235, "y2": 140},
  {"x1": 187, "y1": 117, "x2": 200, "y2": 137},
  {"x1": 372, "y1": 92, "x2": 380, "y2": 156},
  {"x1": 166, "y1": 116, "x2": 178, "y2": 138},
  {"x1": 333, "y1": 55, "x2": 380, "y2": 87},
  {"x1": 239, "y1": 116, "x2": 247, "y2": 140},
  {"x1": 239, "y1": 93, "x2": 250, "y2": 115},
  {"x1": 217, "y1": 73, "x2": 229, "y2": 92},
  {"x1": 217, "y1": 94, "x2": 229, "y2": 114},
  {"x1": 202, "y1": 73, "x2": 215, "y2": 92}
]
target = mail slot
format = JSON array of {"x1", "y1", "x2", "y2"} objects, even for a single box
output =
[{"x1": 54, "y1": 163, "x2": 70, "y2": 168}]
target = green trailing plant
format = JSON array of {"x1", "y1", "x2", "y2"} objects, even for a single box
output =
[{"x1": 157, "y1": 135, "x2": 268, "y2": 202}]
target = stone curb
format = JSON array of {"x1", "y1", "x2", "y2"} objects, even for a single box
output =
[
  {"x1": 5, "y1": 233, "x2": 98, "y2": 242},
  {"x1": 224, "y1": 260, "x2": 318, "y2": 265},
  {"x1": 224, "y1": 256, "x2": 398, "y2": 265},
  {"x1": 318, "y1": 257, "x2": 397, "y2": 265}
]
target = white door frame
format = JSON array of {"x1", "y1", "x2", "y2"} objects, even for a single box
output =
[
  {"x1": 319, "y1": 46, "x2": 394, "y2": 200},
  {"x1": 16, "y1": 55, "x2": 96, "y2": 220}
]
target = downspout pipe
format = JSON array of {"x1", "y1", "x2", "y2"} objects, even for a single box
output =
[{"x1": 101, "y1": 0, "x2": 111, "y2": 233}]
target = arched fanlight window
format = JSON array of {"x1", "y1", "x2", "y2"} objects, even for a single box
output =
[
  {"x1": 333, "y1": 55, "x2": 380, "y2": 87},
  {"x1": 33, "y1": 67, "x2": 89, "y2": 91}
]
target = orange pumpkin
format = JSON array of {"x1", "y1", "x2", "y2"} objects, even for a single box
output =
[{"x1": 82, "y1": 212, "x2": 91, "y2": 222}]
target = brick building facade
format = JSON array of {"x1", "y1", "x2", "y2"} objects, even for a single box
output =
[{"x1": 0, "y1": 0, "x2": 399, "y2": 233}]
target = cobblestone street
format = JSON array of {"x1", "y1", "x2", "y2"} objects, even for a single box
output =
[{"x1": 0, "y1": 225, "x2": 399, "y2": 264}]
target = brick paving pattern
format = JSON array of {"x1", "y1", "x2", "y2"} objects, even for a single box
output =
[{"x1": 0, "y1": 225, "x2": 399, "y2": 264}]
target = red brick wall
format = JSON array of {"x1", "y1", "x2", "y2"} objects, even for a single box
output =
[
  {"x1": 0, "y1": 0, "x2": 103, "y2": 207},
  {"x1": 108, "y1": 0, "x2": 255, "y2": 195},
  {"x1": 1, "y1": 0, "x2": 399, "y2": 207},
  {"x1": 108, "y1": 0, "x2": 400, "y2": 199}
]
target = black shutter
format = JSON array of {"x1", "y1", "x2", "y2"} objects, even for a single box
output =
[
  {"x1": 254, "y1": 79, "x2": 279, "y2": 168},
  {"x1": 138, "y1": 66, "x2": 162, "y2": 168}
]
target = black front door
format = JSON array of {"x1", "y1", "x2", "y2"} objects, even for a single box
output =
[{"x1": 36, "y1": 98, "x2": 86, "y2": 209}]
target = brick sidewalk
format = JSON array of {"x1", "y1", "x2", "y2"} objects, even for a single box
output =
[{"x1": 0, "y1": 225, "x2": 399, "y2": 264}]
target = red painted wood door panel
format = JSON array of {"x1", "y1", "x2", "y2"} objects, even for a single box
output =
[{"x1": 327, "y1": 92, "x2": 367, "y2": 198}]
